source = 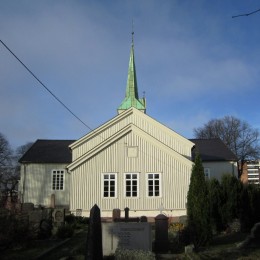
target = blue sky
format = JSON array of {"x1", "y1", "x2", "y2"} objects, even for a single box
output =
[{"x1": 1, "y1": 0, "x2": 260, "y2": 149}]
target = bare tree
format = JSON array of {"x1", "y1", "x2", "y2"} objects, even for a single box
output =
[
  {"x1": 193, "y1": 116, "x2": 260, "y2": 176},
  {"x1": 0, "y1": 133, "x2": 32, "y2": 207},
  {"x1": 13, "y1": 142, "x2": 33, "y2": 176},
  {"x1": 0, "y1": 133, "x2": 14, "y2": 206},
  {"x1": 0, "y1": 133, "x2": 12, "y2": 168}
]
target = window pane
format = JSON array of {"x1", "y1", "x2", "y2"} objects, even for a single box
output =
[{"x1": 103, "y1": 174, "x2": 116, "y2": 198}]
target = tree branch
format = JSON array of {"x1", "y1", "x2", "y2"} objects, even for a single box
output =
[{"x1": 232, "y1": 8, "x2": 260, "y2": 18}]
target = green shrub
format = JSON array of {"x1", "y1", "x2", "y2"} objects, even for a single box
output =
[
  {"x1": 56, "y1": 224, "x2": 74, "y2": 239},
  {"x1": 0, "y1": 212, "x2": 30, "y2": 248},
  {"x1": 115, "y1": 248, "x2": 155, "y2": 260}
]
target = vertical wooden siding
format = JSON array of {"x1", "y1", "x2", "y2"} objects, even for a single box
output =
[
  {"x1": 20, "y1": 163, "x2": 70, "y2": 206},
  {"x1": 70, "y1": 131, "x2": 192, "y2": 213},
  {"x1": 72, "y1": 109, "x2": 194, "y2": 161}
]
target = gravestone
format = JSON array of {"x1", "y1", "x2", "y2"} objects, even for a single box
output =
[
  {"x1": 112, "y1": 208, "x2": 121, "y2": 221},
  {"x1": 86, "y1": 204, "x2": 103, "y2": 260},
  {"x1": 154, "y1": 214, "x2": 169, "y2": 253},
  {"x1": 50, "y1": 194, "x2": 55, "y2": 208},
  {"x1": 102, "y1": 222, "x2": 152, "y2": 256}
]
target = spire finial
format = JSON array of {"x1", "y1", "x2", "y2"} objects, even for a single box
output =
[{"x1": 131, "y1": 19, "x2": 134, "y2": 45}]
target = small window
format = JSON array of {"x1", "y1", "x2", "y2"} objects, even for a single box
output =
[
  {"x1": 52, "y1": 170, "x2": 65, "y2": 190},
  {"x1": 125, "y1": 173, "x2": 139, "y2": 197},
  {"x1": 204, "y1": 168, "x2": 210, "y2": 179},
  {"x1": 103, "y1": 173, "x2": 117, "y2": 198},
  {"x1": 147, "y1": 173, "x2": 161, "y2": 197}
]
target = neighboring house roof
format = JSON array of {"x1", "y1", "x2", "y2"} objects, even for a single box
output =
[
  {"x1": 190, "y1": 138, "x2": 237, "y2": 162},
  {"x1": 19, "y1": 139, "x2": 75, "y2": 163}
]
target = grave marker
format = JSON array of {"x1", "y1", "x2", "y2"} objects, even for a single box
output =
[{"x1": 102, "y1": 222, "x2": 152, "y2": 256}]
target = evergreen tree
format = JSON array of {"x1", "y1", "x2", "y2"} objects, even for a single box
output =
[
  {"x1": 248, "y1": 184, "x2": 260, "y2": 225},
  {"x1": 240, "y1": 186, "x2": 252, "y2": 232},
  {"x1": 187, "y1": 153, "x2": 212, "y2": 249},
  {"x1": 220, "y1": 174, "x2": 242, "y2": 226},
  {"x1": 208, "y1": 178, "x2": 223, "y2": 232}
]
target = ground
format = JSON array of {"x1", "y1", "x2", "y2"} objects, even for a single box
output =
[{"x1": 1, "y1": 228, "x2": 260, "y2": 259}]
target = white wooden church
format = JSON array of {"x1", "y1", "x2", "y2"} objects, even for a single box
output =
[{"x1": 19, "y1": 36, "x2": 237, "y2": 218}]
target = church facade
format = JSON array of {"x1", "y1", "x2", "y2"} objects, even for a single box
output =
[{"x1": 19, "y1": 37, "x2": 237, "y2": 218}]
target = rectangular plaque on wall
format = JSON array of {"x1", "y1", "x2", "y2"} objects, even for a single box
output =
[{"x1": 127, "y1": 147, "x2": 138, "y2": 158}]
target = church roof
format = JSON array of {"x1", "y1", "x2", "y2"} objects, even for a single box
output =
[
  {"x1": 19, "y1": 137, "x2": 237, "y2": 164},
  {"x1": 117, "y1": 33, "x2": 146, "y2": 113},
  {"x1": 190, "y1": 138, "x2": 237, "y2": 162},
  {"x1": 19, "y1": 139, "x2": 75, "y2": 163}
]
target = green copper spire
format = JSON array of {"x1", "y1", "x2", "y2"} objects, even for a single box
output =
[{"x1": 117, "y1": 32, "x2": 146, "y2": 114}]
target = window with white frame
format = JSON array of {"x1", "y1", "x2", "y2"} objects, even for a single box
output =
[
  {"x1": 204, "y1": 168, "x2": 210, "y2": 179},
  {"x1": 52, "y1": 169, "x2": 65, "y2": 190},
  {"x1": 125, "y1": 173, "x2": 139, "y2": 197},
  {"x1": 147, "y1": 173, "x2": 161, "y2": 197},
  {"x1": 103, "y1": 173, "x2": 117, "y2": 198}
]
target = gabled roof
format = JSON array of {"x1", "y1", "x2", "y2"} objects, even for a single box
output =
[
  {"x1": 190, "y1": 138, "x2": 237, "y2": 162},
  {"x1": 68, "y1": 123, "x2": 192, "y2": 171},
  {"x1": 19, "y1": 137, "x2": 237, "y2": 164},
  {"x1": 69, "y1": 107, "x2": 194, "y2": 159},
  {"x1": 19, "y1": 139, "x2": 75, "y2": 163}
]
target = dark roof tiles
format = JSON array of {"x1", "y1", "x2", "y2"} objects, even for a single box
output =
[
  {"x1": 19, "y1": 138, "x2": 237, "y2": 164},
  {"x1": 190, "y1": 138, "x2": 237, "y2": 162},
  {"x1": 19, "y1": 139, "x2": 75, "y2": 163}
]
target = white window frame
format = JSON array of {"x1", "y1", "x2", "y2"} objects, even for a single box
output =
[
  {"x1": 147, "y1": 173, "x2": 161, "y2": 197},
  {"x1": 124, "y1": 173, "x2": 139, "y2": 198},
  {"x1": 102, "y1": 173, "x2": 117, "y2": 198},
  {"x1": 204, "y1": 168, "x2": 211, "y2": 179},
  {"x1": 52, "y1": 169, "x2": 65, "y2": 191}
]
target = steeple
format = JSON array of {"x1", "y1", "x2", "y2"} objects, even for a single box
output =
[{"x1": 117, "y1": 31, "x2": 146, "y2": 114}]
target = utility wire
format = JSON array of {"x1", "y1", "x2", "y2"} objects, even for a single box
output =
[{"x1": 0, "y1": 39, "x2": 93, "y2": 131}]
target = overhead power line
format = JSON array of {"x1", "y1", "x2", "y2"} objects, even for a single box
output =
[{"x1": 0, "y1": 39, "x2": 93, "y2": 131}]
